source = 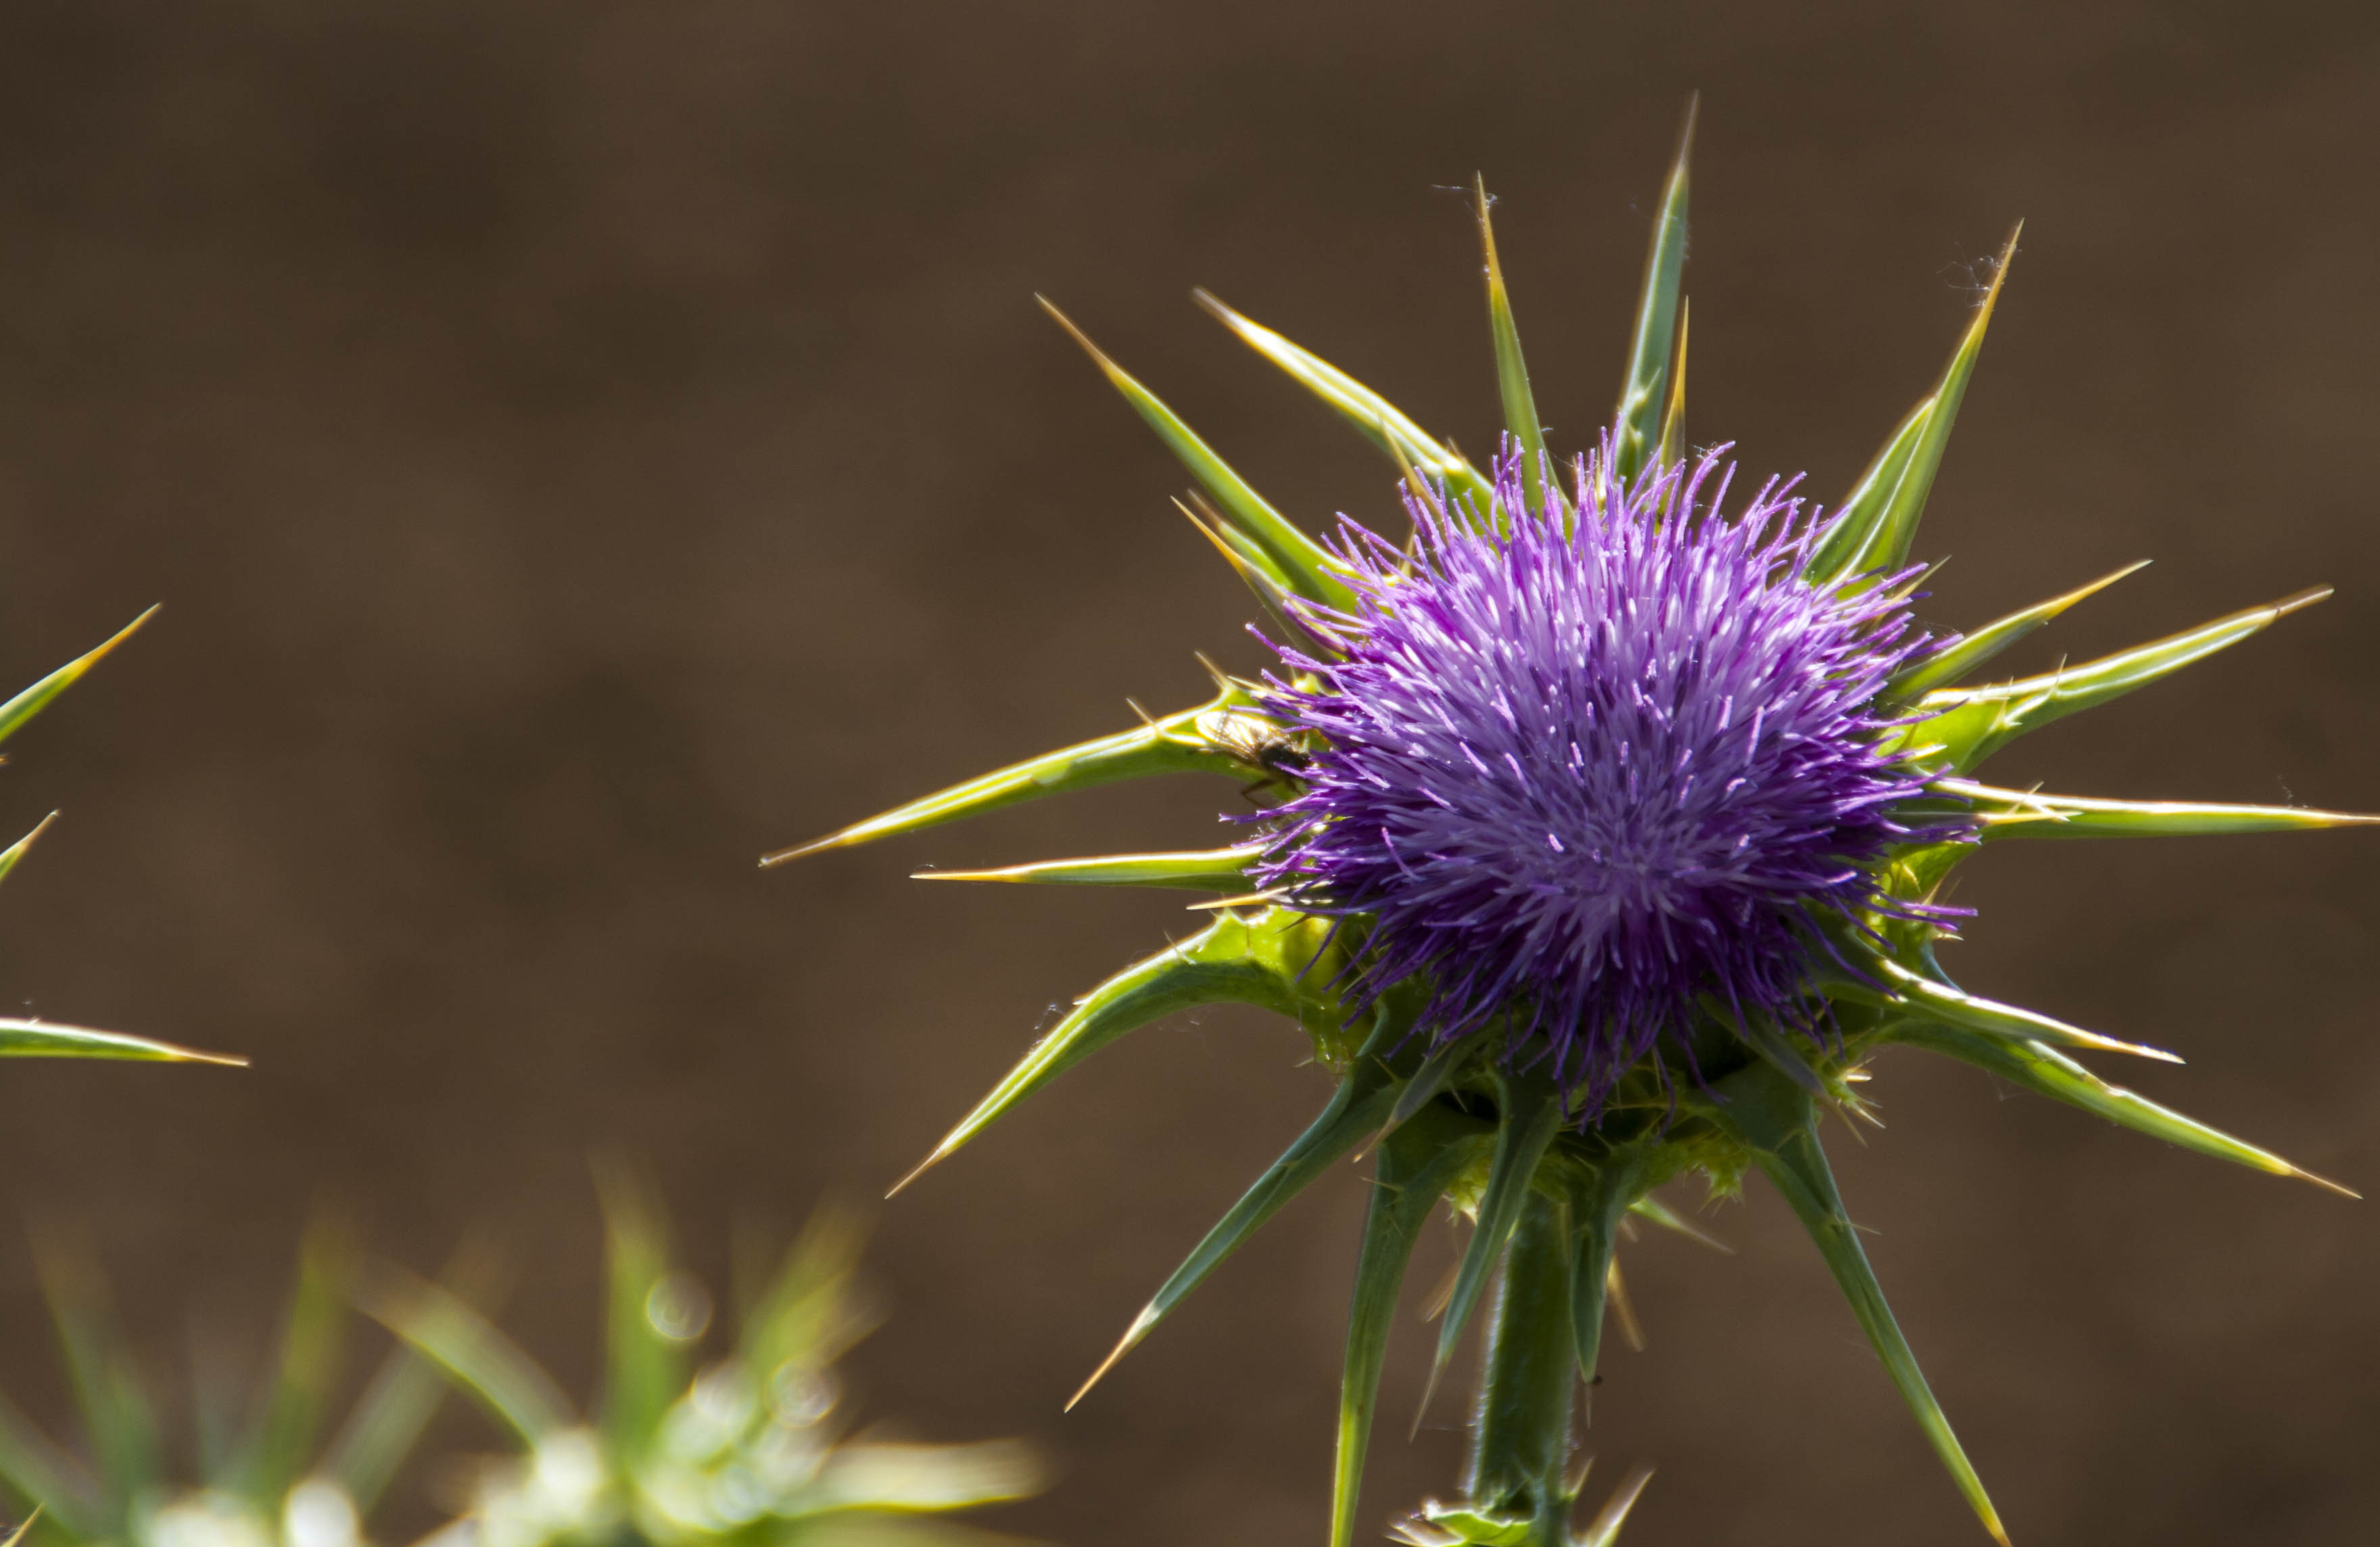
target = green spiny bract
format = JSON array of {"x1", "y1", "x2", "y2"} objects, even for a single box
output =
[
  {"x1": 0, "y1": 608, "x2": 239, "y2": 1070},
  {"x1": 0, "y1": 1220, "x2": 462, "y2": 1547},
  {"x1": 771, "y1": 103, "x2": 2365, "y2": 1546},
  {"x1": 369, "y1": 1172, "x2": 1041, "y2": 1547}
]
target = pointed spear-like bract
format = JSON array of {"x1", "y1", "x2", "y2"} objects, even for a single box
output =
[
  {"x1": 1652, "y1": 298, "x2": 1689, "y2": 473},
  {"x1": 0, "y1": 1019, "x2": 245, "y2": 1065},
  {"x1": 1613, "y1": 97, "x2": 1696, "y2": 485},
  {"x1": 0, "y1": 1506, "x2": 41, "y2": 1547},
  {"x1": 1704, "y1": 1061, "x2": 2009, "y2": 1546},
  {"x1": 1069, "y1": 995, "x2": 1424, "y2": 1411},
  {"x1": 1720, "y1": 1002, "x2": 1829, "y2": 1095},
  {"x1": 1424, "y1": 1070, "x2": 1565, "y2": 1405},
  {"x1": 915, "y1": 843, "x2": 1266, "y2": 891},
  {"x1": 762, "y1": 682, "x2": 1272, "y2": 866},
  {"x1": 1625, "y1": 1194, "x2": 1732, "y2": 1254},
  {"x1": 1564, "y1": 1158, "x2": 1649, "y2": 1389},
  {"x1": 1842, "y1": 954, "x2": 2181, "y2": 1064},
  {"x1": 1938, "y1": 779, "x2": 2380, "y2": 842},
  {"x1": 1177, "y1": 496, "x2": 1319, "y2": 647},
  {"x1": 1039, "y1": 297, "x2": 1356, "y2": 611},
  {"x1": 1331, "y1": 1106, "x2": 1492, "y2": 1547},
  {"x1": 1893, "y1": 1022, "x2": 2356, "y2": 1197},
  {"x1": 1192, "y1": 289, "x2": 1498, "y2": 519},
  {"x1": 1379, "y1": 1026, "x2": 1491, "y2": 1139},
  {"x1": 1886, "y1": 563, "x2": 2149, "y2": 700},
  {"x1": 1474, "y1": 177, "x2": 1551, "y2": 515},
  {"x1": 0, "y1": 609, "x2": 156, "y2": 753},
  {"x1": 0, "y1": 813, "x2": 59, "y2": 892},
  {"x1": 889, "y1": 909, "x2": 1348, "y2": 1197},
  {"x1": 1808, "y1": 226, "x2": 2020, "y2": 585},
  {"x1": 1905, "y1": 586, "x2": 2329, "y2": 773}
]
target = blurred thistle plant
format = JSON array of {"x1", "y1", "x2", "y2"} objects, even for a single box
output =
[
  {"x1": 0, "y1": 1220, "x2": 465, "y2": 1547},
  {"x1": 368, "y1": 1172, "x2": 1041, "y2": 1547},
  {"x1": 0, "y1": 606, "x2": 239, "y2": 1070},
  {"x1": 769, "y1": 99, "x2": 2370, "y2": 1546}
]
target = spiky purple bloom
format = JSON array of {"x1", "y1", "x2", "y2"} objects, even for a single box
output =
[{"x1": 1255, "y1": 446, "x2": 1966, "y2": 1112}]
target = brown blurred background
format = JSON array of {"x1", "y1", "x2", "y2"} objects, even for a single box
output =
[{"x1": 0, "y1": 3, "x2": 2376, "y2": 1544}]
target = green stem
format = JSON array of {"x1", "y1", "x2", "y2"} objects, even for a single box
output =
[{"x1": 1462, "y1": 1189, "x2": 1576, "y2": 1541}]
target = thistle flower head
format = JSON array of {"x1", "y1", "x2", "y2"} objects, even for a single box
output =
[
  {"x1": 777, "y1": 116, "x2": 2369, "y2": 1547},
  {"x1": 1256, "y1": 447, "x2": 1959, "y2": 1111}
]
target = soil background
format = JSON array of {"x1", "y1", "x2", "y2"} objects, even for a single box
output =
[{"x1": 2, "y1": 4, "x2": 2377, "y2": 1544}]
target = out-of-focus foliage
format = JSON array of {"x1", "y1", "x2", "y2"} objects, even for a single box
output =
[
  {"x1": 373, "y1": 1174, "x2": 1040, "y2": 1547},
  {"x1": 0, "y1": 1221, "x2": 462, "y2": 1547}
]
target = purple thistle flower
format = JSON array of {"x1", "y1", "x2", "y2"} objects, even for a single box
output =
[{"x1": 1255, "y1": 444, "x2": 1969, "y2": 1113}]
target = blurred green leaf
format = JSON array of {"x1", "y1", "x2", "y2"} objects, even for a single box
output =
[
  {"x1": 360, "y1": 1273, "x2": 574, "y2": 1446},
  {"x1": 31, "y1": 1239, "x2": 159, "y2": 1531},
  {"x1": 233, "y1": 1222, "x2": 353, "y2": 1508},
  {"x1": 595, "y1": 1165, "x2": 690, "y2": 1465},
  {"x1": 0, "y1": 1396, "x2": 99, "y2": 1540}
]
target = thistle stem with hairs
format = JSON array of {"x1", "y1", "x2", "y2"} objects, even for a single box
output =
[{"x1": 1465, "y1": 1191, "x2": 1579, "y2": 1544}]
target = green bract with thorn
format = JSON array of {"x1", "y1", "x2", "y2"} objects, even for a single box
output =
[
  {"x1": 1, "y1": 608, "x2": 242, "y2": 1071},
  {"x1": 774, "y1": 103, "x2": 2364, "y2": 1546}
]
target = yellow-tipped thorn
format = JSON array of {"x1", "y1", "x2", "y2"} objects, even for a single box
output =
[
  {"x1": 1065, "y1": 1306, "x2": 1157, "y2": 1411},
  {"x1": 1655, "y1": 296, "x2": 1689, "y2": 468},
  {"x1": 2057, "y1": 558, "x2": 2152, "y2": 612},
  {"x1": 2272, "y1": 584, "x2": 2333, "y2": 617},
  {"x1": 884, "y1": 1143, "x2": 952, "y2": 1201},
  {"x1": 759, "y1": 830, "x2": 859, "y2": 869},
  {"x1": 2291, "y1": 1166, "x2": 2361, "y2": 1201},
  {"x1": 1606, "y1": 1257, "x2": 1646, "y2": 1353},
  {"x1": 1186, "y1": 890, "x2": 1287, "y2": 911},
  {"x1": 1037, "y1": 294, "x2": 1127, "y2": 383},
  {"x1": 87, "y1": 605, "x2": 160, "y2": 663}
]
